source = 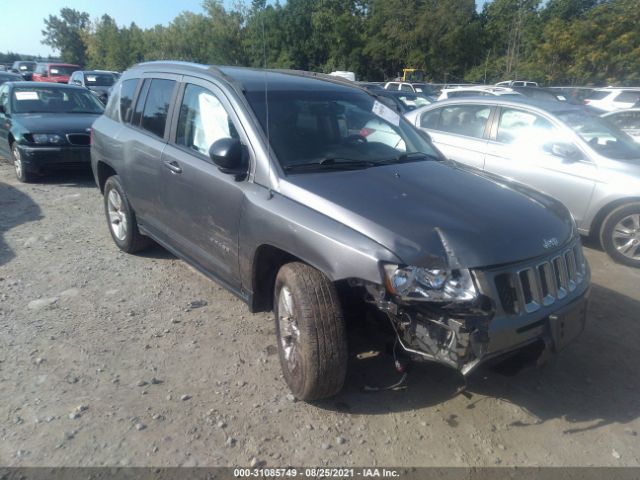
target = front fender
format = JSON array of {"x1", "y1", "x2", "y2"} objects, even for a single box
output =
[{"x1": 239, "y1": 183, "x2": 402, "y2": 289}]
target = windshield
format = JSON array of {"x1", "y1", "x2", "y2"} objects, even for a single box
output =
[
  {"x1": 11, "y1": 87, "x2": 105, "y2": 114},
  {"x1": 245, "y1": 88, "x2": 441, "y2": 172},
  {"x1": 557, "y1": 111, "x2": 640, "y2": 160},
  {"x1": 18, "y1": 63, "x2": 36, "y2": 72},
  {"x1": 84, "y1": 73, "x2": 116, "y2": 86},
  {"x1": 49, "y1": 65, "x2": 78, "y2": 76}
]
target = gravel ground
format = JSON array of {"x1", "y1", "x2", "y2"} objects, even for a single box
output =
[{"x1": 1, "y1": 161, "x2": 639, "y2": 468}]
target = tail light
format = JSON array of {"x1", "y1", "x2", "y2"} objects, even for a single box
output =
[{"x1": 359, "y1": 127, "x2": 375, "y2": 137}]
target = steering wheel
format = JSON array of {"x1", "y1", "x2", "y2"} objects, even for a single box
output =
[{"x1": 343, "y1": 134, "x2": 368, "y2": 145}]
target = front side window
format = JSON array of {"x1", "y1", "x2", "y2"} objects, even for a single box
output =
[
  {"x1": 496, "y1": 108, "x2": 555, "y2": 145},
  {"x1": 176, "y1": 84, "x2": 238, "y2": 155},
  {"x1": 140, "y1": 79, "x2": 175, "y2": 137},
  {"x1": 559, "y1": 110, "x2": 640, "y2": 161},
  {"x1": 437, "y1": 105, "x2": 491, "y2": 139},
  {"x1": 399, "y1": 84, "x2": 412, "y2": 92},
  {"x1": 245, "y1": 88, "x2": 442, "y2": 172},
  {"x1": 586, "y1": 90, "x2": 610, "y2": 101}
]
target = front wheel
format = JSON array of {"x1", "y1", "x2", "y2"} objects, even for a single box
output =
[
  {"x1": 601, "y1": 203, "x2": 640, "y2": 268},
  {"x1": 103, "y1": 175, "x2": 151, "y2": 253},
  {"x1": 11, "y1": 143, "x2": 36, "y2": 183},
  {"x1": 274, "y1": 262, "x2": 348, "y2": 401}
]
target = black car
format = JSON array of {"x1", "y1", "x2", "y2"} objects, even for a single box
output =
[
  {"x1": 10, "y1": 61, "x2": 37, "y2": 81},
  {"x1": 510, "y1": 86, "x2": 566, "y2": 102},
  {"x1": 69, "y1": 70, "x2": 118, "y2": 104},
  {"x1": 0, "y1": 72, "x2": 23, "y2": 85},
  {"x1": 0, "y1": 82, "x2": 104, "y2": 182}
]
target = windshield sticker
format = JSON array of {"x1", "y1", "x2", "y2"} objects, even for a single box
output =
[
  {"x1": 86, "y1": 75, "x2": 97, "y2": 82},
  {"x1": 15, "y1": 91, "x2": 39, "y2": 101},
  {"x1": 50, "y1": 68, "x2": 59, "y2": 74},
  {"x1": 372, "y1": 100, "x2": 400, "y2": 126}
]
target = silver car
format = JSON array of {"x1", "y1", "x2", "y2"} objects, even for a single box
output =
[{"x1": 406, "y1": 97, "x2": 640, "y2": 267}]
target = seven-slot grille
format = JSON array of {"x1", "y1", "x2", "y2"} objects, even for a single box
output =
[
  {"x1": 494, "y1": 242, "x2": 586, "y2": 315},
  {"x1": 66, "y1": 133, "x2": 90, "y2": 146}
]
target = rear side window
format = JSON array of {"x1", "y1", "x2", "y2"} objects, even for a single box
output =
[
  {"x1": 420, "y1": 108, "x2": 441, "y2": 128},
  {"x1": 119, "y1": 79, "x2": 139, "y2": 122},
  {"x1": 400, "y1": 84, "x2": 412, "y2": 92},
  {"x1": 586, "y1": 90, "x2": 610, "y2": 101},
  {"x1": 176, "y1": 84, "x2": 238, "y2": 155},
  {"x1": 616, "y1": 91, "x2": 640, "y2": 103},
  {"x1": 140, "y1": 79, "x2": 176, "y2": 138},
  {"x1": 438, "y1": 105, "x2": 491, "y2": 138}
]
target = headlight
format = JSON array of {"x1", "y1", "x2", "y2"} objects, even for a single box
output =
[
  {"x1": 31, "y1": 133, "x2": 63, "y2": 144},
  {"x1": 383, "y1": 264, "x2": 478, "y2": 303}
]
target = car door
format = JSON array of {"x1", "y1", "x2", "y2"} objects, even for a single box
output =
[
  {"x1": 158, "y1": 78, "x2": 249, "y2": 288},
  {"x1": 483, "y1": 106, "x2": 597, "y2": 226},
  {"x1": 120, "y1": 75, "x2": 179, "y2": 233},
  {"x1": 415, "y1": 103, "x2": 492, "y2": 169}
]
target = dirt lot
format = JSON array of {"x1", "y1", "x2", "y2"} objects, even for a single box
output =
[{"x1": 1, "y1": 160, "x2": 639, "y2": 468}]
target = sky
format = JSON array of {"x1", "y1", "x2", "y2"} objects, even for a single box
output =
[{"x1": 0, "y1": 0, "x2": 492, "y2": 57}]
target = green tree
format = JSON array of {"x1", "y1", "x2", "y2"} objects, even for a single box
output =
[{"x1": 41, "y1": 8, "x2": 90, "y2": 65}]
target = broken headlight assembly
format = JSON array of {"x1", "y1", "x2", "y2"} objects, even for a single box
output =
[{"x1": 383, "y1": 264, "x2": 478, "y2": 303}]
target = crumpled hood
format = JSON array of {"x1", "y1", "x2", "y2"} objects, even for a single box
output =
[
  {"x1": 15, "y1": 113, "x2": 100, "y2": 134},
  {"x1": 280, "y1": 161, "x2": 575, "y2": 269}
]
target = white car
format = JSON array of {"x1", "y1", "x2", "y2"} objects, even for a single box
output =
[
  {"x1": 602, "y1": 108, "x2": 640, "y2": 142},
  {"x1": 437, "y1": 86, "x2": 521, "y2": 101},
  {"x1": 384, "y1": 81, "x2": 435, "y2": 95},
  {"x1": 584, "y1": 88, "x2": 640, "y2": 112},
  {"x1": 496, "y1": 80, "x2": 539, "y2": 87}
]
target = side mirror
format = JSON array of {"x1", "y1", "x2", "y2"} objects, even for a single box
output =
[
  {"x1": 209, "y1": 137, "x2": 247, "y2": 176},
  {"x1": 547, "y1": 142, "x2": 582, "y2": 162},
  {"x1": 73, "y1": 79, "x2": 82, "y2": 85},
  {"x1": 41, "y1": 72, "x2": 48, "y2": 78}
]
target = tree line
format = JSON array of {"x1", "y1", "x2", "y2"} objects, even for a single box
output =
[{"x1": 5, "y1": 0, "x2": 640, "y2": 86}]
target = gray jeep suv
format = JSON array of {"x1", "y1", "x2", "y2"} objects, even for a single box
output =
[{"x1": 91, "y1": 62, "x2": 590, "y2": 400}]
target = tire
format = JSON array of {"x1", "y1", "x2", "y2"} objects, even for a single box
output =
[
  {"x1": 273, "y1": 262, "x2": 348, "y2": 401},
  {"x1": 103, "y1": 175, "x2": 151, "y2": 253},
  {"x1": 600, "y1": 202, "x2": 640, "y2": 268},
  {"x1": 11, "y1": 143, "x2": 36, "y2": 183}
]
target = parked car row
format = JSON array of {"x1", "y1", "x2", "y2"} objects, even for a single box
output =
[
  {"x1": 5, "y1": 62, "x2": 640, "y2": 403},
  {"x1": 4, "y1": 62, "x2": 121, "y2": 105}
]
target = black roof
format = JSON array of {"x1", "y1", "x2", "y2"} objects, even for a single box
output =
[{"x1": 130, "y1": 61, "x2": 362, "y2": 94}]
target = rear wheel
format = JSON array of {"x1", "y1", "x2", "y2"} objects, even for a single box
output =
[
  {"x1": 103, "y1": 175, "x2": 151, "y2": 253},
  {"x1": 601, "y1": 203, "x2": 640, "y2": 268},
  {"x1": 11, "y1": 143, "x2": 36, "y2": 183},
  {"x1": 274, "y1": 262, "x2": 348, "y2": 401}
]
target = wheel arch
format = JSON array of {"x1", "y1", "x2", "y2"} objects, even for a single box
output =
[
  {"x1": 249, "y1": 244, "x2": 302, "y2": 313},
  {"x1": 96, "y1": 161, "x2": 118, "y2": 193},
  {"x1": 589, "y1": 197, "x2": 640, "y2": 242}
]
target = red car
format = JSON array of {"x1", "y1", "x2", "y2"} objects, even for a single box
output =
[{"x1": 32, "y1": 63, "x2": 81, "y2": 83}]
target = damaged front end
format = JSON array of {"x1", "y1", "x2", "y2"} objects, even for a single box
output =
[
  {"x1": 365, "y1": 267, "x2": 494, "y2": 375},
  {"x1": 365, "y1": 229, "x2": 495, "y2": 375}
]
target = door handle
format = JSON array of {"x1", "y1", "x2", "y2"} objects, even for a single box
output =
[{"x1": 164, "y1": 160, "x2": 182, "y2": 174}]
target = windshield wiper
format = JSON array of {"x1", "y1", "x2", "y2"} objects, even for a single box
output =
[
  {"x1": 284, "y1": 158, "x2": 377, "y2": 172},
  {"x1": 391, "y1": 151, "x2": 442, "y2": 163}
]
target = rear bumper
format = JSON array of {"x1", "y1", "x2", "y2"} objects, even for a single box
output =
[{"x1": 17, "y1": 144, "x2": 91, "y2": 172}]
